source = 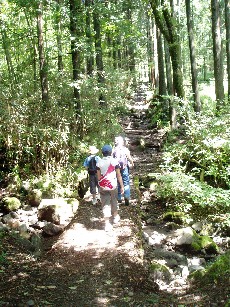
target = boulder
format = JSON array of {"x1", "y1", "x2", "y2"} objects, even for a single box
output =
[
  {"x1": 38, "y1": 198, "x2": 79, "y2": 226},
  {"x1": 1, "y1": 196, "x2": 21, "y2": 212}
]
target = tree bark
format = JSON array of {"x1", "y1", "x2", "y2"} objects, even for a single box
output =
[
  {"x1": 211, "y1": 0, "x2": 225, "y2": 104},
  {"x1": 185, "y1": 0, "x2": 201, "y2": 112},
  {"x1": 93, "y1": 2, "x2": 106, "y2": 106},
  {"x1": 225, "y1": 0, "x2": 230, "y2": 100},
  {"x1": 69, "y1": 0, "x2": 84, "y2": 135},
  {"x1": 147, "y1": 14, "x2": 156, "y2": 88},
  {"x1": 0, "y1": 24, "x2": 16, "y2": 87},
  {"x1": 157, "y1": 27, "x2": 166, "y2": 96},
  {"x1": 85, "y1": 0, "x2": 94, "y2": 76},
  {"x1": 55, "y1": 0, "x2": 64, "y2": 72},
  {"x1": 37, "y1": 0, "x2": 49, "y2": 107},
  {"x1": 149, "y1": 0, "x2": 185, "y2": 98},
  {"x1": 164, "y1": 38, "x2": 173, "y2": 95}
]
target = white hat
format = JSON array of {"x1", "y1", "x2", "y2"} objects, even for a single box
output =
[
  {"x1": 89, "y1": 145, "x2": 99, "y2": 155},
  {"x1": 115, "y1": 136, "x2": 124, "y2": 146}
]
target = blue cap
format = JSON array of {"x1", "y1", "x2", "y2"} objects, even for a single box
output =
[{"x1": 102, "y1": 144, "x2": 112, "y2": 155}]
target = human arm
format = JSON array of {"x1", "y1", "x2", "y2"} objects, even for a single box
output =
[
  {"x1": 115, "y1": 168, "x2": 124, "y2": 194},
  {"x1": 83, "y1": 157, "x2": 89, "y2": 170},
  {"x1": 125, "y1": 148, "x2": 134, "y2": 167},
  {"x1": 96, "y1": 168, "x2": 101, "y2": 181}
]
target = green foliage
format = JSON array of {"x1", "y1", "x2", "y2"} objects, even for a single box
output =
[
  {"x1": 156, "y1": 172, "x2": 230, "y2": 216},
  {"x1": 146, "y1": 96, "x2": 171, "y2": 128},
  {"x1": 1, "y1": 197, "x2": 21, "y2": 212},
  {"x1": 189, "y1": 251, "x2": 230, "y2": 287},
  {"x1": 21, "y1": 166, "x2": 85, "y2": 200},
  {"x1": 162, "y1": 106, "x2": 230, "y2": 188}
]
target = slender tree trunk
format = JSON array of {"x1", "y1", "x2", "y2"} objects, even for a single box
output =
[
  {"x1": 69, "y1": 0, "x2": 84, "y2": 136},
  {"x1": 211, "y1": 0, "x2": 225, "y2": 105},
  {"x1": 126, "y1": 6, "x2": 135, "y2": 72},
  {"x1": 93, "y1": 2, "x2": 106, "y2": 105},
  {"x1": 147, "y1": 14, "x2": 156, "y2": 88},
  {"x1": 37, "y1": 0, "x2": 49, "y2": 107},
  {"x1": 225, "y1": 0, "x2": 230, "y2": 100},
  {"x1": 149, "y1": 0, "x2": 185, "y2": 98},
  {"x1": 117, "y1": 37, "x2": 122, "y2": 68},
  {"x1": 85, "y1": 0, "x2": 94, "y2": 76},
  {"x1": 112, "y1": 39, "x2": 117, "y2": 69},
  {"x1": 185, "y1": 0, "x2": 201, "y2": 112},
  {"x1": 1, "y1": 28, "x2": 15, "y2": 87},
  {"x1": 164, "y1": 38, "x2": 173, "y2": 95},
  {"x1": 55, "y1": 0, "x2": 64, "y2": 72},
  {"x1": 23, "y1": 9, "x2": 38, "y2": 92},
  {"x1": 157, "y1": 27, "x2": 166, "y2": 96},
  {"x1": 154, "y1": 23, "x2": 159, "y2": 90}
]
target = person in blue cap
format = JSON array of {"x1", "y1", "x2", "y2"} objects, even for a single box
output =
[{"x1": 96, "y1": 144, "x2": 124, "y2": 232}]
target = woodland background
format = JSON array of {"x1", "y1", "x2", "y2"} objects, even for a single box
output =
[{"x1": 0, "y1": 0, "x2": 229, "y2": 294}]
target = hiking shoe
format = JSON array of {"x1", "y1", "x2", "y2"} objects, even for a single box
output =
[
  {"x1": 118, "y1": 199, "x2": 122, "y2": 204},
  {"x1": 113, "y1": 214, "x2": 120, "y2": 224},
  {"x1": 124, "y1": 198, "x2": 129, "y2": 206},
  {"x1": 92, "y1": 198, "x2": 97, "y2": 205},
  {"x1": 105, "y1": 223, "x2": 113, "y2": 232}
]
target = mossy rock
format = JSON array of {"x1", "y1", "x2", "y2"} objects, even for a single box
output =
[
  {"x1": 189, "y1": 251, "x2": 230, "y2": 285},
  {"x1": 163, "y1": 211, "x2": 187, "y2": 225},
  {"x1": 150, "y1": 261, "x2": 171, "y2": 282},
  {"x1": 26, "y1": 189, "x2": 42, "y2": 207},
  {"x1": 191, "y1": 234, "x2": 219, "y2": 254},
  {"x1": 1, "y1": 197, "x2": 21, "y2": 212}
]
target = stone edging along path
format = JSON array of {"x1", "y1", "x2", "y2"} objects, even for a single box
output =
[{"x1": 1, "y1": 84, "x2": 228, "y2": 306}]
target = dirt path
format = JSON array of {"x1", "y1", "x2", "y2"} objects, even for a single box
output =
[
  {"x1": 1, "y1": 85, "x2": 227, "y2": 306},
  {"x1": 29, "y1": 85, "x2": 170, "y2": 306}
]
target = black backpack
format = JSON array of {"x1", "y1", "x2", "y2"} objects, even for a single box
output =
[{"x1": 88, "y1": 156, "x2": 97, "y2": 175}]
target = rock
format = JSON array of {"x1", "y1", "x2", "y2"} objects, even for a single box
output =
[
  {"x1": 163, "y1": 211, "x2": 188, "y2": 225},
  {"x1": 166, "y1": 227, "x2": 194, "y2": 245},
  {"x1": 150, "y1": 261, "x2": 172, "y2": 284},
  {"x1": 26, "y1": 189, "x2": 42, "y2": 207},
  {"x1": 38, "y1": 198, "x2": 79, "y2": 226},
  {"x1": 42, "y1": 222, "x2": 64, "y2": 236},
  {"x1": 189, "y1": 265, "x2": 205, "y2": 273},
  {"x1": 192, "y1": 221, "x2": 203, "y2": 232},
  {"x1": 1, "y1": 196, "x2": 21, "y2": 212}
]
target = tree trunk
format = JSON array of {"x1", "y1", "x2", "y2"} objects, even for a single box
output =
[
  {"x1": 69, "y1": 0, "x2": 84, "y2": 136},
  {"x1": 55, "y1": 0, "x2": 64, "y2": 72},
  {"x1": 185, "y1": 0, "x2": 201, "y2": 112},
  {"x1": 85, "y1": 0, "x2": 94, "y2": 76},
  {"x1": 23, "y1": 9, "x2": 38, "y2": 92},
  {"x1": 93, "y1": 2, "x2": 106, "y2": 106},
  {"x1": 225, "y1": 0, "x2": 230, "y2": 100},
  {"x1": 149, "y1": 0, "x2": 185, "y2": 98},
  {"x1": 157, "y1": 27, "x2": 166, "y2": 96},
  {"x1": 164, "y1": 38, "x2": 173, "y2": 95},
  {"x1": 147, "y1": 14, "x2": 156, "y2": 88},
  {"x1": 211, "y1": 0, "x2": 225, "y2": 105},
  {"x1": 37, "y1": 0, "x2": 49, "y2": 107}
]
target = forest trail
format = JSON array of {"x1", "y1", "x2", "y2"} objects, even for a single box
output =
[
  {"x1": 1, "y1": 84, "x2": 225, "y2": 307},
  {"x1": 35, "y1": 83, "x2": 170, "y2": 307}
]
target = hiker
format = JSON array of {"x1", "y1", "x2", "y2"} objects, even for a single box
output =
[
  {"x1": 83, "y1": 145, "x2": 101, "y2": 205},
  {"x1": 113, "y1": 136, "x2": 134, "y2": 205},
  {"x1": 96, "y1": 144, "x2": 124, "y2": 232}
]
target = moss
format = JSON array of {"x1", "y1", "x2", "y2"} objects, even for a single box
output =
[
  {"x1": 190, "y1": 251, "x2": 230, "y2": 286},
  {"x1": 163, "y1": 211, "x2": 187, "y2": 225},
  {"x1": 2, "y1": 197, "x2": 21, "y2": 212},
  {"x1": 200, "y1": 235, "x2": 219, "y2": 253},
  {"x1": 191, "y1": 233, "x2": 219, "y2": 254}
]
